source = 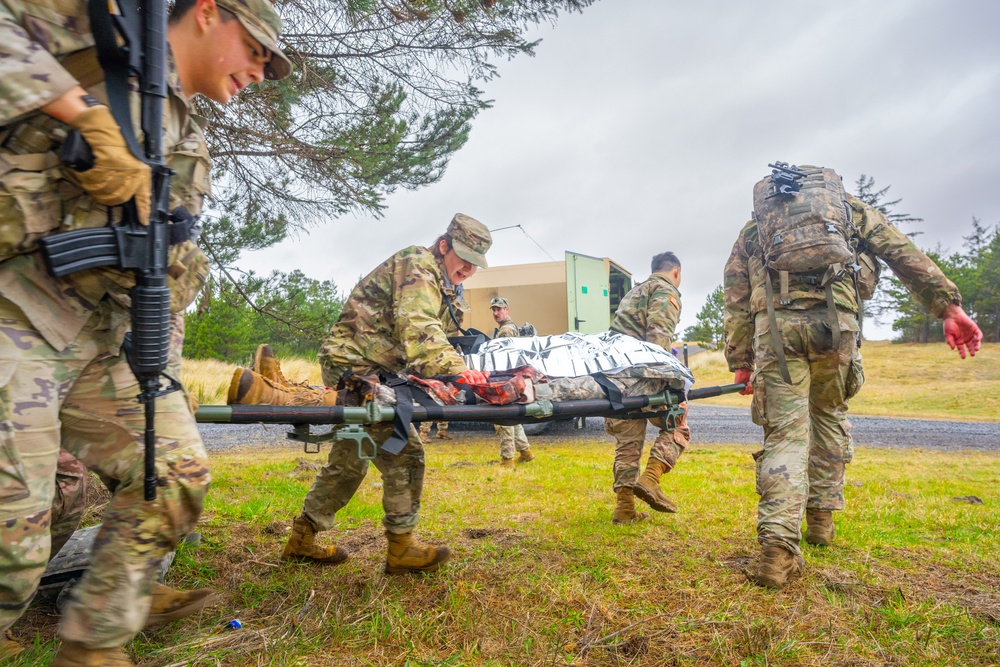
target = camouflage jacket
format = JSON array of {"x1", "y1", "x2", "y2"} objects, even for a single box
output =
[
  {"x1": 495, "y1": 317, "x2": 518, "y2": 338},
  {"x1": 319, "y1": 246, "x2": 470, "y2": 382},
  {"x1": 0, "y1": 0, "x2": 210, "y2": 352},
  {"x1": 610, "y1": 273, "x2": 682, "y2": 351},
  {"x1": 723, "y1": 194, "x2": 962, "y2": 371}
]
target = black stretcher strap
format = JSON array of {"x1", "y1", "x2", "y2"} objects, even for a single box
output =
[{"x1": 590, "y1": 373, "x2": 625, "y2": 411}]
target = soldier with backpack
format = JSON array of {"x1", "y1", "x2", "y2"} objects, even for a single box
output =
[
  {"x1": 490, "y1": 297, "x2": 535, "y2": 466},
  {"x1": 724, "y1": 163, "x2": 983, "y2": 590}
]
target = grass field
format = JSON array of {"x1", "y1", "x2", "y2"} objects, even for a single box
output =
[
  {"x1": 9, "y1": 343, "x2": 994, "y2": 664},
  {"x1": 10, "y1": 437, "x2": 1000, "y2": 666}
]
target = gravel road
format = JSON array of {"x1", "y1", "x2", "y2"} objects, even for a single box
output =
[{"x1": 198, "y1": 403, "x2": 1000, "y2": 453}]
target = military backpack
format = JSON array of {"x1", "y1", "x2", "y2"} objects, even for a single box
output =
[{"x1": 751, "y1": 162, "x2": 861, "y2": 383}]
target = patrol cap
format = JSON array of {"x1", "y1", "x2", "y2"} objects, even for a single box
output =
[
  {"x1": 217, "y1": 0, "x2": 293, "y2": 80},
  {"x1": 490, "y1": 297, "x2": 509, "y2": 309},
  {"x1": 447, "y1": 213, "x2": 492, "y2": 268}
]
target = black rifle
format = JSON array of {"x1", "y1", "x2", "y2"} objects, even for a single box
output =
[{"x1": 40, "y1": 0, "x2": 178, "y2": 501}]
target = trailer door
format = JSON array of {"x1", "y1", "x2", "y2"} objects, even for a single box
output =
[{"x1": 565, "y1": 251, "x2": 611, "y2": 333}]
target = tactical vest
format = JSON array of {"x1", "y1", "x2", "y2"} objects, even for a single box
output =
[{"x1": 0, "y1": 10, "x2": 211, "y2": 313}]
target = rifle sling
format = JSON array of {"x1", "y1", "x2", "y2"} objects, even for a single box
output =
[{"x1": 88, "y1": 0, "x2": 145, "y2": 163}]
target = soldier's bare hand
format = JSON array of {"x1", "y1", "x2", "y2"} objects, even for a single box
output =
[
  {"x1": 67, "y1": 105, "x2": 151, "y2": 223},
  {"x1": 942, "y1": 304, "x2": 983, "y2": 359},
  {"x1": 734, "y1": 369, "x2": 753, "y2": 395}
]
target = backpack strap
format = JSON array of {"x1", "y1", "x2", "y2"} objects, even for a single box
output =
[
  {"x1": 819, "y1": 263, "x2": 843, "y2": 353},
  {"x1": 763, "y1": 269, "x2": 796, "y2": 385}
]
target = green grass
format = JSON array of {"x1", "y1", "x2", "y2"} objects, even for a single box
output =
[{"x1": 11, "y1": 436, "x2": 999, "y2": 665}]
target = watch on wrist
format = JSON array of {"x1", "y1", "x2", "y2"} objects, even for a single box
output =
[{"x1": 80, "y1": 94, "x2": 101, "y2": 108}]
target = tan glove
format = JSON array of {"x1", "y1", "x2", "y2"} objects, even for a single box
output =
[{"x1": 67, "y1": 105, "x2": 151, "y2": 223}]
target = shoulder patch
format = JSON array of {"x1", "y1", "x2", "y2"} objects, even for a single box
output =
[{"x1": 668, "y1": 295, "x2": 680, "y2": 310}]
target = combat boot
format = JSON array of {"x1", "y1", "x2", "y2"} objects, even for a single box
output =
[
  {"x1": 633, "y1": 459, "x2": 678, "y2": 513},
  {"x1": 227, "y1": 368, "x2": 338, "y2": 406},
  {"x1": 282, "y1": 515, "x2": 349, "y2": 564},
  {"x1": 611, "y1": 487, "x2": 649, "y2": 524},
  {"x1": 419, "y1": 424, "x2": 432, "y2": 440},
  {"x1": 435, "y1": 430, "x2": 453, "y2": 440},
  {"x1": 500, "y1": 457, "x2": 515, "y2": 468},
  {"x1": 253, "y1": 343, "x2": 291, "y2": 385},
  {"x1": 517, "y1": 449, "x2": 535, "y2": 463},
  {"x1": 805, "y1": 509, "x2": 836, "y2": 546},
  {"x1": 385, "y1": 531, "x2": 451, "y2": 574},
  {"x1": 1, "y1": 630, "x2": 24, "y2": 659},
  {"x1": 50, "y1": 640, "x2": 134, "y2": 666},
  {"x1": 145, "y1": 584, "x2": 219, "y2": 626},
  {"x1": 750, "y1": 545, "x2": 805, "y2": 590}
]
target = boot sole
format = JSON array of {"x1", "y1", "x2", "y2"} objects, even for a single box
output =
[
  {"x1": 633, "y1": 484, "x2": 678, "y2": 513},
  {"x1": 283, "y1": 552, "x2": 349, "y2": 565},
  {"x1": 385, "y1": 551, "x2": 451, "y2": 574},
  {"x1": 145, "y1": 589, "x2": 219, "y2": 626}
]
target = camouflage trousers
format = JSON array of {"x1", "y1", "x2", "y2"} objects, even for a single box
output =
[
  {"x1": 418, "y1": 421, "x2": 447, "y2": 438},
  {"x1": 302, "y1": 421, "x2": 425, "y2": 535},
  {"x1": 495, "y1": 424, "x2": 529, "y2": 459},
  {"x1": 605, "y1": 403, "x2": 690, "y2": 490},
  {"x1": 0, "y1": 296, "x2": 209, "y2": 648},
  {"x1": 750, "y1": 308, "x2": 864, "y2": 555}
]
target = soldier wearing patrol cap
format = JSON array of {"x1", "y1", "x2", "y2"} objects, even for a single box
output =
[
  {"x1": 605, "y1": 252, "x2": 691, "y2": 524},
  {"x1": 490, "y1": 297, "x2": 535, "y2": 466},
  {"x1": 0, "y1": 0, "x2": 291, "y2": 662},
  {"x1": 283, "y1": 214, "x2": 492, "y2": 575}
]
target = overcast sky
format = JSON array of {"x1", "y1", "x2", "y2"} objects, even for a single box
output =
[{"x1": 245, "y1": 0, "x2": 1000, "y2": 340}]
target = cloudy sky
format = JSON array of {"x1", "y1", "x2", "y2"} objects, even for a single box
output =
[{"x1": 246, "y1": 0, "x2": 1000, "y2": 340}]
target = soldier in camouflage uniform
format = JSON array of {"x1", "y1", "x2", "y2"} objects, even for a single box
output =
[
  {"x1": 490, "y1": 297, "x2": 535, "y2": 467},
  {"x1": 724, "y1": 169, "x2": 983, "y2": 590},
  {"x1": 283, "y1": 214, "x2": 492, "y2": 574},
  {"x1": 0, "y1": 0, "x2": 291, "y2": 662},
  {"x1": 605, "y1": 252, "x2": 691, "y2": 523}
]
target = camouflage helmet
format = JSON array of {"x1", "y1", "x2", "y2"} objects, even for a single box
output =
[
  {"x1": 447, "y1": 213, "x2": 491, "y2": 268},
  {"x1": 217, "y1": 0, "x2": 293, "y2": 80},
  {"x1": 490, "y1": 297, "x2": 509, "y2": 309}
]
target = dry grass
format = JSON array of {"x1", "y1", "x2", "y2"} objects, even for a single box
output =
[
  {"x1": 685, "y1": 341, "x2": 1000, "y2": 421},
  {"x1": 10, "y1": 437, "x2": 1000, "y2": 666},
  {"x1": 183, "y1": 355, "x2": 324, "y2": 406}
]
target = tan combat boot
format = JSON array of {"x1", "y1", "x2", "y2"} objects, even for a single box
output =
[
  {"x1": 634, "y1": 459, "x2": 678, "y2": 513},
  {"x1": 805, "y1": 509, "x2": 836, "y2": 546},
  {"x1": 145, "y1": 584, "x2": 219, "y2": 626},
  {"x1": 749, "y1": 545, "x2": 805, "y2": 590},
  {"x1": 1, "y1": 630, "x2": 24, "y2": 659},
  {"x1": 50, "y1": 640, "x2": 134, "y2": 666},
  {"x1": 385, "y1": 531, "x2": 451, "y2": 574},
  {"x1": 611, "y1": 487, "x2": 649, "y2": 524},
  {"x1": 282, "y1": 515, "x2": 349, "y2": 564},
  {"x1": 419, "y1": 424, "x2": 432, "y2": 440},
  {"x1": 435, "y1": 429, "x2": 453, "y2": 440},
  {"x1": 517, "y1": 449, "x2": 535, "y2": 463},
  {"x1": 500, "y1": 457, "x2": 515, "y2": 468},
  {"x1": 253, "y1": 343, "x2": 291, "y2": 385},
  {"x1": 227, "y1": 368, "x2": 338, "y2": 406}
]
